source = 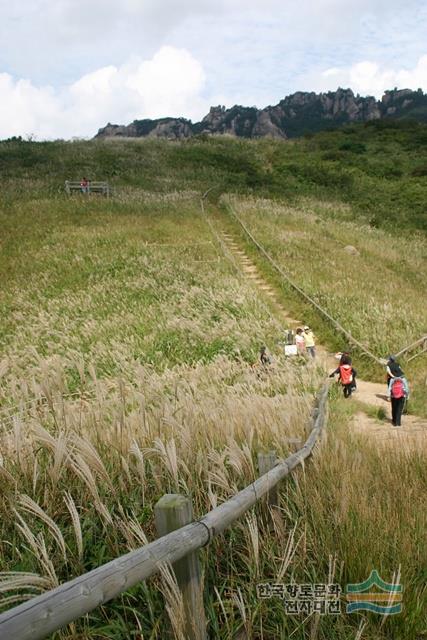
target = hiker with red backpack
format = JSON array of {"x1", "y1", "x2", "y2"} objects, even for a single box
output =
[
  {"x1": 329, "y1": 354, "x2": 357, "y2": 398},
  {"x1": 387, "y1": 366, "x2": 409, "y2": 427}
]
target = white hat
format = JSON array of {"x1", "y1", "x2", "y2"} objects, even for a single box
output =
[{"x1": 304, "y1": 325, "x2": 310, "y2": 330}]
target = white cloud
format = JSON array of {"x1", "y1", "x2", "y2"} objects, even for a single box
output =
[
  {"x1": 394, "y1": 55, "x2": 427, "y2": 91},
  {"x1": 0, "y1": 47, "x2": 208, "y2": 139},
  {"x1": 316, "y1": 55, "x2": 427, "y2": 97},
  {"x1": 1, "y1": 0, "x2": 426, "y2": 133},
  {"x1": 0, "y1": 74, "x2": 60, "y2": 139},
  {"x1": 1, "y1": 48, "x2": 427, "y2": 140},
  {"x1": 122, "y1": 47, "x2": 206, "y2": 117}
]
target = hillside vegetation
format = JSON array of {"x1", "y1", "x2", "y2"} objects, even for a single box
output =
[
  {"x1": 0, "y1": 122, "x2": 426, "y2": 639},
  {"x1": 1, "y1": 118, "x2": 427, "y2": 233}
]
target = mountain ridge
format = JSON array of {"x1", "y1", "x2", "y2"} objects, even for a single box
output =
[{"x1": 95, "y1": 87, "x2": 427, "y2": 140}]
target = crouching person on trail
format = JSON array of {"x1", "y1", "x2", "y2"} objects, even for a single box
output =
[
  {"x1": 329, "y1": 357, "x2": 357, "y2": 398},
  {"x1": 252, "y1": 346, "x2": 273, "y2": 375},
  {"x1": 259, "y1": 345, "x2": 272, "y2": 366},
  {"x1": 388, "y1": 374, "x2": 409, "y2": 427}
]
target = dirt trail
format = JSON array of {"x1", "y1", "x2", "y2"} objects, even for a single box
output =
[
  {"x1": 351, "y1": 380, "x2": 427, "y2": 446},
  {"x1": 222, "y1": 233, "x2": 303, "y2": 327},
  {"x1": 221, "y1": 232, "x2": 427, "y2": 448}
]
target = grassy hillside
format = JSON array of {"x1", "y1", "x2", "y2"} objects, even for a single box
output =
[
  {"x1": 0, "y1": 195, "x2": 278, "y2": 380},
  {"x1": 0, "y1": 124, "x2": 426, "y2": 639},
  {"x1": 1, "y1": 118, "x2": 427, "y2": 233}
]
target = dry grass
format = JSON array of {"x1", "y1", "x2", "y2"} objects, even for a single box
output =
[
  {"x1": 0, "y1": 189, "x2": 324, "y2": 638},
  {"x1": 1, "y1": 189, "x2": 425, "y2": 639}
]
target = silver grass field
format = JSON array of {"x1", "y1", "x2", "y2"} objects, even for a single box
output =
[{"x1": 0, "y1": 189, "x2": 426, "y2": 639}]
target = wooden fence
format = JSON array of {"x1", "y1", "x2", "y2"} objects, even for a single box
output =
[
  {"x1": 0, "y1": 383, "x2": 329, "y2": 640},
  {"x1": 65, "y1": 180, "x2": 111, "y2": 196},
  {"x1": 394, "y1": 335, "x2": 427, "y2": 362}
]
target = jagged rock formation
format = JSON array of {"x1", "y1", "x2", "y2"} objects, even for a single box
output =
[
  {"x1": 97, "y1": 117, "x2": 193, "y2": 140},
  {"x1": 95, "y1": 87, "x2": 427, "y2": 140}
]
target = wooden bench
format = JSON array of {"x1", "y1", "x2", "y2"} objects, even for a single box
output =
[{"x1": 65, "y1": 180, "x2": 111, "y2": 196}]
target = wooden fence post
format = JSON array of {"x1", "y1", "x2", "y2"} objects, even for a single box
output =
[{"x1": 154, "y1": 494, "x2": 207, "y2": 640}]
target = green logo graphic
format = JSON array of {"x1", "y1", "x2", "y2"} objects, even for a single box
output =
[{"x1": 346, "y1": 570, "x2": 402, "y2": 615}]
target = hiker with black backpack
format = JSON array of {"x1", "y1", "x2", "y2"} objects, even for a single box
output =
[
  {"x1": 329, "y1": 354, "x2": 357, "y2": 398},
  {"x1": 386, "y1": 355, "x2": 399, "y2": 387},
  {"x1": 387, "y1": 367, "x2": 409, "y2": 427}
]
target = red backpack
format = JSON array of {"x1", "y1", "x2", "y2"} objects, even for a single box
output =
[
  {"x1": 339, "y1": 364, "x2": 353, "y2": 385},
  {"x1": 391, "y1": 379, "x2": 405, "y2": 399}
]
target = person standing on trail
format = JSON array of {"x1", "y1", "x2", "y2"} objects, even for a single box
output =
[
  {"x1": 303, "y1": 326, "x2": 316, "y2": 358},
  {"x1": 329, "y1": 357, "x2": 357, "y2": 398},
  {"x1": 387, "y1": 368, "x2": 409, "y2": 427},
  {"x1": 295, "y1": 328, "x2": 306, "y2": 356}
]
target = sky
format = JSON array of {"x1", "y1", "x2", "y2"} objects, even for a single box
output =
[{"x1": 1, "y1": 0, "x2": 427, "y2": 139}]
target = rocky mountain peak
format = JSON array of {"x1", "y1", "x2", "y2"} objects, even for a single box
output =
[{"x1": 95, "y1": 87, "x2": 427, "y2": 140}]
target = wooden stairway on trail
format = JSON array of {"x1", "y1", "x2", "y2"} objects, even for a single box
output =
[{"x1": 222, "y1": 232, "x2": 303, "y2": 325}]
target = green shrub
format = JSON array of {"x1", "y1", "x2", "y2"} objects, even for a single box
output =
[
  {"x1": 339, "y1": 141, "x2": 367, "y2": 154},
  {"x1": 411, "y1": 163, "x2": 427, "y2": 177}
]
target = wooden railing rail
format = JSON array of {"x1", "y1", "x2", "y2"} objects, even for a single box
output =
[
  {"x1": 0, "y1": 383, "x2": 329, "y2": 640},
  {"x1": 394, "y1": 335, "x2": 427, "y2": 360}
]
